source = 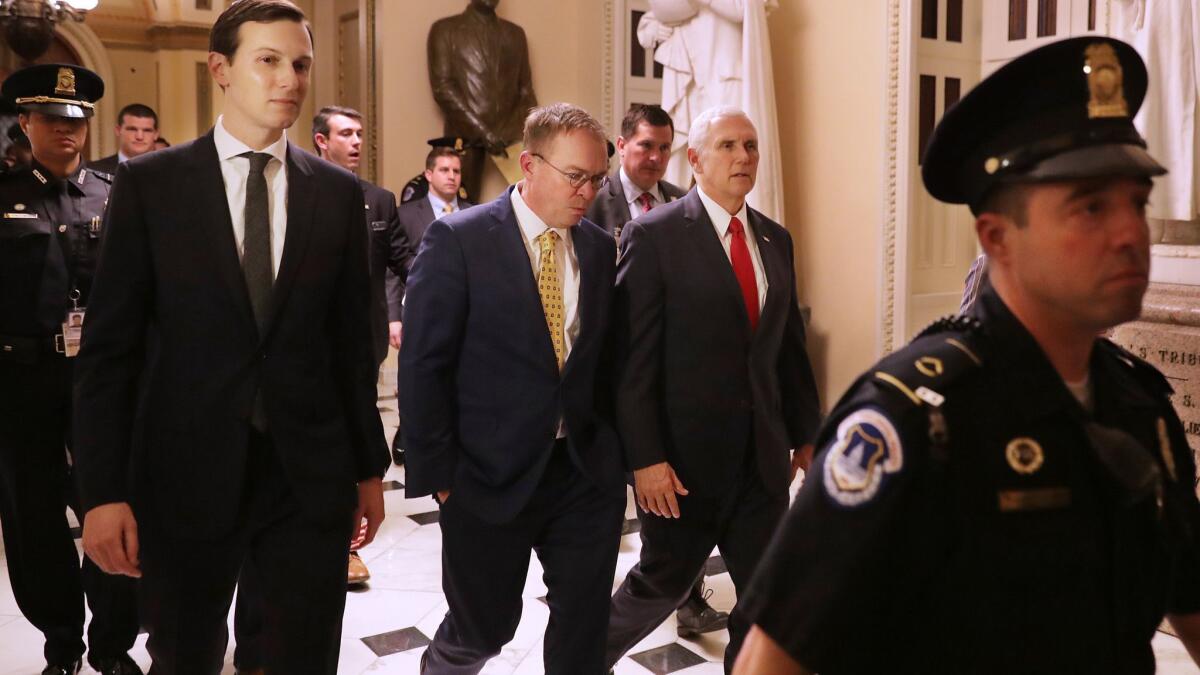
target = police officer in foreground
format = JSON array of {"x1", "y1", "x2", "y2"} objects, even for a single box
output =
[
  {"x1": 732, "y1": 37, "x2": 1200, "y2": 674},
  {"x1": 0, "y1": 64, "x2": 141, "y2": 675}
]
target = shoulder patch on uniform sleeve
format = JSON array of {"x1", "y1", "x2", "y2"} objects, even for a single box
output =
[{"x1": 822, "y1": 408, "x2": 904, "y2": 507}]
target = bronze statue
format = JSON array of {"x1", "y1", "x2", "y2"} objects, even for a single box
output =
[{"x1": 428, "y1": 0, "x2": 538, "y2": 200}]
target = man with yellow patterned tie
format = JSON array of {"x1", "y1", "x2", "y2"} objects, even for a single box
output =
[{"x1": 400, "y1": 103, "x2": 626, "y2": 674}]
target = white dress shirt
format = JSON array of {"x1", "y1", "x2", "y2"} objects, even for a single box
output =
[
  {"x1": 213, "y1": 116, "x2": 289, "y2": 279},
  {"x1": 427, "y1": 191, "x2": 461, "y2": 219},
  {"x1": 511, "y1": 184, "x2": 581, "y2": 359},
  {"x1": 620, "y1": 166, "x2": 664, "y2": 218},
  {"x1": 697, "y1": 184, "x2": 768, "y2": 312}
]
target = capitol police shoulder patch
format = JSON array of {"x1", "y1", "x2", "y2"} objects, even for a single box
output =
[{"x1": 823, "y1": 407, "x2": 904, "y2": 507}]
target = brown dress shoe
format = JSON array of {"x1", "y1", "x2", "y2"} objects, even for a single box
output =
[{"x1": 348, "y1": 551, "x2": 371, "y2": 585}]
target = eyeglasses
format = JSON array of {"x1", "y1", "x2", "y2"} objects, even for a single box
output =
[{"x1": 532, "y1": 153, "x2": 607, "y2": 191}]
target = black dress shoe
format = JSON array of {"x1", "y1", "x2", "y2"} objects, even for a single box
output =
[
  {"x1": 41, "y1": 660, "x2": 82, "y2": 675},
  {"x1": 392, "y1": 447, "x2": 405, "y2": 466},
  {"x1": 675, "y1": 588, "x2": 729, "y2": 638},
  {"x1": 90, "y1": 654, "x2": 144, "y2": 675}
]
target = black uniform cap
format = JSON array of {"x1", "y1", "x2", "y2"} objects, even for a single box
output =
[
  {"x1": 2, "y1": 63, "x2": 104, "y2": 120},
  {"x1": 922, "y1": 37, "x2": 1165, "y2": 213}
]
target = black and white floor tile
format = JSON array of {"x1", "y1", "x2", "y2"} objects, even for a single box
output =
[{"x1": 1, "y1": 379, "x2": 1198, "y2": 673}]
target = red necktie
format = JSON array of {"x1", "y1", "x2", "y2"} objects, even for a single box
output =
[
  {"x1": 638, "y1": 192, "x2": 654, "y2": 214},
  {"x1": 728, "y1": 217, "x2": 759, "y2": 331}
]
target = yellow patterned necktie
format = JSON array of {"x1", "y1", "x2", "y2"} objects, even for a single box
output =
[
  {"x1": 536, "y1": 229, "x2": 565, "y2": 371},
  {"x1": 443, "y1": 203, "x2": 454, "y2": 214}
]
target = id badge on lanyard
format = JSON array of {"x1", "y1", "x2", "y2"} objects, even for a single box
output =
[{"x1": 58, "y1": 289, "x2": 84, "y2": 357}]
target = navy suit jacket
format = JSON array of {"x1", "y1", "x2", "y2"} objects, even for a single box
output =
[
  {"x1": 399, "y1": 187, "x2": 624, "y2": 523},
  {"x1": 615, "y1": 188, "x2": 821, "y2": 499}
]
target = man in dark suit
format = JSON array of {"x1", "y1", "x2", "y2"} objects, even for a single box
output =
[
  {"x1": 89, "y1": 103, "x2": 158, "y2": 176},
  {"x1": 73, "y1": 2, "x2": 388, "y2": 673},
  {"x1": 586, "y1": 103, "x2": 725, "y2": 639},
  {"x1": 586, "y1": 104, "x2": 686, "y2": 242},
  {"x1": 401, "y1": 103, "x2": 624, "y2": 674},
  {"x1": 385, "y1": 145, "x2": 472, "y2": 466},
  {"x1": 604, "y1": 106, "x2": 821, "y2": 673}
]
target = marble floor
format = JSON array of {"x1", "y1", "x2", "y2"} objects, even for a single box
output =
[{"x1": 1, "y1": 380, "x2": 1199, "y2": 674}]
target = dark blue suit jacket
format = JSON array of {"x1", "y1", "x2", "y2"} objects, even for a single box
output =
[{"x1": 399, "y1": 187, "x2": 624, "y2": 523}]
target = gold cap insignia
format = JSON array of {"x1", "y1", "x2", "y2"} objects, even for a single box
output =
[
  {"x1": 54, "y1": 67, "x2": 76, "y2": 97},
  {"x1": 459, "y1": 186, "x2": 468, "y2": 199},
  {"x1": 454, "y1": 138, "x2": 463, "y2": 151},
  {"x1": 1006, "y1": 437, "x2": 1045, "y2": 475},
  {"x1": 1085, "y1": 43, "x2": 1128, "y2": 119},
  {"x1": 984, "y1": 157, "x2": 1001, "y2": 175}
]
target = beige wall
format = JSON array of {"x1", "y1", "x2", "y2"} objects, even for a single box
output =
[
  {"x1": 769, "y1": 2, "x2": 888, "y2": 404},
  {"x1": 375, "y1": 0, "x2": 605, "y2": 200}
]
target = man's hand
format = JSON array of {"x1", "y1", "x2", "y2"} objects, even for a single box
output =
[
  {"x1": 83, "y1": 502, "x2": 141, "y2": 578},
  {"x1": 733, "y1": 625, "x2": 812, "y2": 675},
  {"x1": 790, "y1": 444, "x2": 815, "y2": 483},
  {"x1": 436, "y1": 490, "x2": 451, "y2": 505},
  {"x1": 352, "y1": 477, "x2": 386, "y2": 547},
  {"x1": 388, "y1": 321, "x2": 403, "y2": 350},
  {"x1": 634, "y1": 461, "x2": 688, "y2": 518}
]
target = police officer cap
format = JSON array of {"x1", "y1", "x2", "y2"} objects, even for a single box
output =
[
  {"x1": 427, "y1": 136, "x2": 468, "y2": 152},
  {"x1": 922, "y1": 37, "x2": 1164, "y2": 213},
  {"x1": 2, "y1": 63, "x2": 104, "y2": 120}
]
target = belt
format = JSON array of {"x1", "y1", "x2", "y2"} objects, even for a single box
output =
[{"x1": 0, "y1": 333, "x2": 62, "y2": 363}]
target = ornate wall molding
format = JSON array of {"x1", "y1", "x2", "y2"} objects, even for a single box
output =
[
  {"x1": 602, "y1": 0, "x2": 616, "y2": 134},
  {"x1": 880, "y1": 0, "x2": 902, "y2": 354},
  {"x1": 364, "y1": 0, "x2": 378, "y2": 184}
]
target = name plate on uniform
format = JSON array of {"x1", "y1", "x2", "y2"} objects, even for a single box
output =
[{"x1": 997, "y1": 487, "x2": 1071, "y2": 512}]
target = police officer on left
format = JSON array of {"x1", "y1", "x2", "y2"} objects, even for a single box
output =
[{"x1": 0, "y1": 64, "x2": 142, "y2": 675}]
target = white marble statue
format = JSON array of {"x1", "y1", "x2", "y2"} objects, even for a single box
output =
[
  {"x1": 1113, "y1": 0, "x2": 1200, "y2": 244},
  {"x1": 638, "y1": 0, "x2": 784, "y2": 222}
]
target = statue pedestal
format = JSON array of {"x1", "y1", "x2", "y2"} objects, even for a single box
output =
[{"x1": 1110, "y1": 283, "x2": 1200, "y2": 487}]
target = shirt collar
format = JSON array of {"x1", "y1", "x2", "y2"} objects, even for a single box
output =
[
  {"x1": 696, "y1": 184, "x2": 749, "y2": 238},
  {"x1": 427, "y1": 191, "x2": 459, "y2": 216},
  {"x1": 213, "y1": 115, "x2": 288, "y2": 166},
  {"x1": 117, "y1": 151, "x2": 129, "y2": 164},
  {"x1": 511, "y1": 183, "x2": 572, "y2": 247},
  {"x1": 620, "y1": 166, "x2": 663, "y2": 206}
]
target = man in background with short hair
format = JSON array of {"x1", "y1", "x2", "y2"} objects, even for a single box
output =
[{"x1": 90, "y1": 103, "x2": 158, "y2": 175}]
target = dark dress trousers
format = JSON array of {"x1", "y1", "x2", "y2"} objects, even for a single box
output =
[
  {"x1": 584, "y1": 170, "x2": 686, "y2": 240},
  {"x1": 605, "y1": 189, "x2": 821, "y2": 672},
  {"x1": 73, "y1": 131, "x2": 389, "y2": 674},
  {"x1": 400, "y1": 188, "x2": 626, "y2": 674}
]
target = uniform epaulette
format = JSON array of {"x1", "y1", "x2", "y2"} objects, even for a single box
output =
[
  {"x1": 1095, "y1": 338, "x2": 1173, "y2": 394},
  {"x1": 872, "y1": 322, "x2": 984, "y2": 409},
  {"x1": 86, "y1": 168, "x2": 113, "y2": 183},
  {"x1": 914, "y1": 313, "x2": 983, "y2": 340}
]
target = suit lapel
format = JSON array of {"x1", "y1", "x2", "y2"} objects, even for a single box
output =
[
  {"x1": 563, "y1": 224, "x2": 597, "y2": 377},
  {"x1": 683, "y1": 190, "x2": 754, "y2": 340},
  {"x1": 418, "y1": 197, "x2": 435, "y2": 226},
  {"x1": 262, "y1": 143, "x2": 316, "y2": 342},
  {"x1": 747, "y1": 209, "x2": 787, "y2": 345},
  {"x1": 608, "y1": 172, "x2": 632, "y2": 225},
  {"x1": 190, "y1": 132, "x2": 256, "y2": 331},
  {"x1": 489, "y1": 190, "x2": 559, "y2": 373}
]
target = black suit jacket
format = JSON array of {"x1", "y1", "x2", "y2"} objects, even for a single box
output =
[
  {"x1": 90, "y1": 153, "x2": 119, "y2": 177},
  {"x1": 385, "y1": 196, "x2": 474, "y2": 322},
  {"x1": 361, "y1": 178, "x2": 415, "y2": 364},
  {"x1": 399, "y1": 188, "x2": 623, "y2": 523},
  {"x1": 585, "y1": 170, "x2": 686, "y2": 239},
  {"x1": 73, "y1": 131, "x2": 389, "y2": 539},
  {"x1": 615, "y1": 188, "x2": 821, "y2": 499}
]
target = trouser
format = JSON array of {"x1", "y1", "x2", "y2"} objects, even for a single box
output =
[
  {"x1": 0, "y1": 358, "x2": 139, "y2": 666},
  {"x1": 424, "y1": 443, "x2": 625, "y2": 674},
  {"x1": 605, "y1": 452, "x2": 787, "y2": 673},
  {"x1": 137, "y1": 430, "x2": 354, "y2": 675}
]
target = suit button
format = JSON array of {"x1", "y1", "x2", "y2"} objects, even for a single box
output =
[{"x1": 260, "y1": 351, "x2": 267, "y2": 360}]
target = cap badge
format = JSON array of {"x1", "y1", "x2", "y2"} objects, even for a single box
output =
[
  {"x1": 1085, "y1": 43, "x2": 1128, "y2": 119},
  {"x1": 1006, "y1": 437, "x2": 1045, "y2": 475},
  {"x1": 454, "y1": 138, "x2": 463, "y2": 151},
  {"x1": 54, "y1": 67, "x2": 76, "y2": 97}
]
